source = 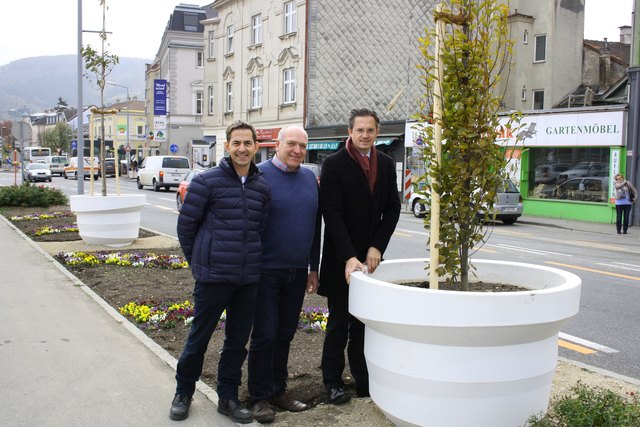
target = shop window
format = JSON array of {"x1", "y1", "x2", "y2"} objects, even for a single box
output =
[{"x1": 528, "y1": 147, "x2": 610, "y2": 203}]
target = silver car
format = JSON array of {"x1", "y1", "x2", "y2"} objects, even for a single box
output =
[
  {"x1": 23, "y1": 162, "x2": 53, "y2": 182},
  {"x1": 409, "y1": 179, "x2": 523, "y2": 225}
]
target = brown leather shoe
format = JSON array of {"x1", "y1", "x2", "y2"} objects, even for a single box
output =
[
  {"x1": 251, "y1": 400, "x2": 275, "y2": 424},
  {"x1": 269, "y1": 392, "x2": 309, "y2": 412}
]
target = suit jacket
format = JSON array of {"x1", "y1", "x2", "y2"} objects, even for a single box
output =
[{"x1": 318, "y1": 148, "x2": 401, "y2": 298}]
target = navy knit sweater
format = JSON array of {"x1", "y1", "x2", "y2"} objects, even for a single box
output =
[{"x1": 258, "y1": 160, "x2": 321, "y2": 271}]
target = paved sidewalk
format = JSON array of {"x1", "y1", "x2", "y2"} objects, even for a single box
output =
[{"x1": 0, "y1": 216, "x2": 235, "y2": 427}]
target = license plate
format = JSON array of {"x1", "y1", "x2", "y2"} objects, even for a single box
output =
[{"x1": 502, "y1": 207, "x2": 517, "y2": 212}]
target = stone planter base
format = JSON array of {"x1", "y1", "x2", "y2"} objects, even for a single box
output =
[
  {"x1": 70, "y1": 194, "x2": 146, "y2": 247},
  {"x1": 349, "y1": 259, "x2": 581, "y2": 427}
]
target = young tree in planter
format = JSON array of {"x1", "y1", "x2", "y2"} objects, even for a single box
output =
[
  {"x1": 415, "y1": 0, "x2": 521, "y2": 291},
  {"x1": 81, "y1": 0, "x2": 119, "y2": 196}
]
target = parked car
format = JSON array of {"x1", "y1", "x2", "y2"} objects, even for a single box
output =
[
  {"x1": 176, "y1": 169, "x2": 204, "y2": 211},
  {"x1": 63, "y1": 157, "x2": 99, "y2": 180},
  {"x1": 99, "y1": 158, "x2": 116, "y2": 178},
  {"x1": 23, "y1": 162, "x2": 52, "y2": 182},
  {"x1": 409, "y1": 179, "x2": 523, "y2": 225},
  {"x1": 45, "y1": 155, "x2": 68, "y2": 177},
  {"x1": 301, "y1": 163, "x2": 321, "y2": 184},
  {"x1": 137, "y1": 155, "x2": 191, "y2": 191},
  {"x1": 534, "y1": 163, "x2": 573, "y2": 184},
  {"x1": 558, "y1": 161, "x2": 608, "y2": 181}
]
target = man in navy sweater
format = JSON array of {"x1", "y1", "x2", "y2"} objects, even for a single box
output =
[{"x1": 248, "y1": 125, "x2": 321, "y2": 424}]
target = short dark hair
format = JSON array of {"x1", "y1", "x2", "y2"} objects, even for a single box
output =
[
  {"x1": 348, "y1": 108, "x2": 380, "y2": 130},
  {"x1": 226, "y1": 120, "x2": 257, "y2": 142}
]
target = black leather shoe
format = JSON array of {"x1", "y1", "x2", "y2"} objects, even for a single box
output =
[
  {"x1": 328, "y1": 387, "x2": 351, "y2": 405},
  {"x1": 218, "y1": 399, "x2": 253, "y2": 424},
  {"x1": 169, "y1": 393, "x2": 192, "y2": 421}
]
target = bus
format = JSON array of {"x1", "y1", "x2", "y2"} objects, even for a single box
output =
[{"x1": 22, "y1": 147, "x2": 52, "y2": 164}]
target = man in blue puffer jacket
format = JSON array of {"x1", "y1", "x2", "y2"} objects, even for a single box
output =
[{"x1": 170, "y1": 121, "x2": 271, "y2": 424}]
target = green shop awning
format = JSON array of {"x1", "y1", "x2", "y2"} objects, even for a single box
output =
[{"x1": 307, "y1": 141, "x2": 340, "y2": 150}]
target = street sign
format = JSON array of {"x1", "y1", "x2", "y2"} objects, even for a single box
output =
[
  {"x1": 170, "y1": 144, "x2": 178, "y2": 153},
  {"x1": 71, "y1": 140, "x2": 77, "y2": 150},
  {"x1": 11, "y1": 121, "x2": 32, "y2": 143}
]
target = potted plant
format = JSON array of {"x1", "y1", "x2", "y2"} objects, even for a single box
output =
[
  {"x1": 70, "y1": 0, "x2": 145, "y2": 247},
  {"x1": 348, "y1": 2, "x2": 581, "y2": 426}
]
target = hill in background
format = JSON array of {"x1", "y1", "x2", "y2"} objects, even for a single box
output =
[{"x1": 0, "y1": 55, "x2": 149, "y2": 117}]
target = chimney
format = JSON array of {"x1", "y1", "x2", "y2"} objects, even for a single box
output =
[{"x1": 620, "y1": 25, "x2": 632, "y2": 44}]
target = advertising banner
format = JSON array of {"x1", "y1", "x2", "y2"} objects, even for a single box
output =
[{"x1": 154, "y1": 79, "x2": 167, "y2": 116}]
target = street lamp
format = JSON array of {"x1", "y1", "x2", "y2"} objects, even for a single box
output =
[{"x1": 106, "y1": 81, "x2": 131, "y2": 172}]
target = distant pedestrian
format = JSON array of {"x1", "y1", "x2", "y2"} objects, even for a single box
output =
[
  {"x1": 613, "y1": 173, "x2": 637, "y2": 235},
  {"x1": 318, "y1": 108, "x2": 401, "y2": 404},
  {"x1": 171, "y1": 120, "x2": 271, "y2": 424},
  {"x1": 247, "y1": 125, "x2": 321, "y2": 423}
]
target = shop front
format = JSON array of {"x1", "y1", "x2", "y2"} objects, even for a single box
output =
[{"x1": 502, "y1": 108, "x2": 626, "y2": 223}]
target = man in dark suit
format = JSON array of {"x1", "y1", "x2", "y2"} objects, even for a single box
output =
[{"x1": 318, "y1": 108, "x2": 401, "y2": 404}]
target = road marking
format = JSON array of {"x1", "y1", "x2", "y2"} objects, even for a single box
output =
[
  {"x1": 559, "y1": 332, "x2": 619, "y2": 354},
  {"x1": 395, "y1": 227, "x2": 428, "y2": 237},
  {"x1": 487, "y1": 243, "x2": 571, "y2": 257},
  {"x1": 572, "y1": 241, "x2": 626, "y2": 251},
  {"x1": 393, "y1": 231, "x2": 412, "y2": 237},
  {"x1": 597, "y1": 262, "x2": 640, "y2": 273},
  {"x1": 547, "y1": 261, "x2": 640, "y2": 282},
  {"x1": 558, "y1": 339, "x2": 597, "y2": 355}
]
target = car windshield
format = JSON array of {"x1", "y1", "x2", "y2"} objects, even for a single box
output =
[{"x1": 30, "y1": 163, "x2": 47, "y2": 170}]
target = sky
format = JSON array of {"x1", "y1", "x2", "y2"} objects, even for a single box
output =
[{"x1": 0, "y1": 0, "x2": 635, "y2": 67}]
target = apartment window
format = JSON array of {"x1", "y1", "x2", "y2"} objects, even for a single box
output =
[
  {"x1": 226, "y1": 25, "x2": 234, "y2": 54},
  {"x1": 137, "y1": 125, "x2": 144, "y2": 136},
  {"x1": 226, "y1": 82, "x2": 233, "y2": 112},
  {"x1": 533, "y1": 90, "x2": 544, "y2": 110},
  {"x1": 284, "y1": 1, "x2": 296, "y2": 34},
  {"x1": 197, "y1": 51, "x2": 204, "y2": 68},
  {"x1": 523, "y1": 30, "x2": 528, "y2": 44},
  {"x1": 521, "y1": 86, "x2": 526, "y2": 101},
  {"x1": 251, "y1": 14, "x2": 263, "y2": 45},
  {"x1": 534, "y1": 35, "x2": 546, "y2": 62},
  {"x1": 250, "y1": 77, "x2": 262, "y2": 109},
  {"x1": 208, "y1": 31, "x2": 215, "y2": 58},
  {"x1": 283, "y1": 67, "x2": 295, "y2": 103},
  {"x1": 184, "y1": 13, "x2": 199, "y2": 32},
  {"x1": 195, "y1": 90, "x2": 204, "y2": 115},
  {"x1": 208, "y1": 86, "x2": 214, "y2": 115}
]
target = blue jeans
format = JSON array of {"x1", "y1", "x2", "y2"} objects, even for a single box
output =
[
  {"x1": 175, "y1": 281, "x2": 258, "y2": 400},
  {"x1": 248, "y1": 268, "x2": 308, "y2": 402}
]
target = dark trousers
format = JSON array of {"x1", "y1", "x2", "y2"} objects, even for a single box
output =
[
  {"x1": 248, "y1": 268, "x2": 307, "y2": 402},
  {"x1": 616, "y1": 204, "x2": 632, "y2": 233},
  {"x1": 175, "y1": 281, "x2": 258, "y2": 400},
  {"x1": 320, "y1": 292, "x2": 368, "y2": 394}
]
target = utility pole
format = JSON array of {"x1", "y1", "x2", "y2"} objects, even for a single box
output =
[{"x1": 628, "y1": 0, "x2": 640, "y2": 225}]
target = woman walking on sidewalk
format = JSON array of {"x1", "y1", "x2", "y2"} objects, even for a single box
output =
[{"x1": 614, "y1": 173, "x2": 637, "y2": 235}]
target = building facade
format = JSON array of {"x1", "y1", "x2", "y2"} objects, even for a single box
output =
[
  {"x1": 145, "y1": 4, "x2": 215, "y2": 161},
  {"x1": 203, "y1": 0, "x2": 306, "y2": 164}
]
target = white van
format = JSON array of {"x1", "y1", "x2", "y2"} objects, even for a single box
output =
[
  {"x1": 45, "y1": 155, "x2": 68, "y2": 176},
  {"x1": 137, "y1": 155, "x2": 191, "y2": 191}
]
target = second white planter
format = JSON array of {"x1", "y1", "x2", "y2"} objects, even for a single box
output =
[
  {"x1": 349, "y1": 259, "x2": 581, "y2": 427},
  {"x1": 70, "y1": 194, "x2": 146, "y2": 247}
]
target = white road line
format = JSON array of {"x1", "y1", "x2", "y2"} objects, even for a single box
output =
[
  {"x1": 597, "y1": 262, "x2": 640, "y2": 272},
  {"x1": 395, "y1": 227, "x2": 428, "y2": 237},
  {"x1": 559, "y1": 332, "x2": 619, "y2": 354},
  {"x1": 487, "y1": 243, "x2": 572, "y2": 257},
  {"x1": 614, "y1": 262, "x2": 640, "y2": 268}
]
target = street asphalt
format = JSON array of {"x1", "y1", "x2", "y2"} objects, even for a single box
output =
[{"x1": 0, "y1": 202, "x2": 639, "y2": 426}]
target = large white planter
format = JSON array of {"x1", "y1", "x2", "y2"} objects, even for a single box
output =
[
  {"x1": 349, "y1": 259, "x2": 581, "y2": 427},
  {"x1": 70, "y1": 194, "x2": 146, "y2": 247}
]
